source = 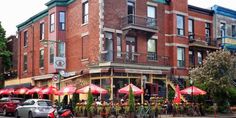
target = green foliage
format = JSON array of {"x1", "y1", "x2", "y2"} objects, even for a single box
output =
[
  {"x1": 86, "y1": 88, "x2": 93, "y2": 112},
  {"x1": 72, "y1": 93, "x2": 80, "y2": 112},
  {"x1": 128, "y1": 86, "x2": 135, "y2": 112},
  {"x1": 62, "y1": 95, "x2": 68, "y2": 108},
  {"x1": 168, "y1": 87, "x2": 175, "y2": 101},
  {"x1": 190, "y1": 50, "x2": 236, "y2": 112},
  {"x1": 0, "y1": 23, "x2": 11, "y2": 70}
]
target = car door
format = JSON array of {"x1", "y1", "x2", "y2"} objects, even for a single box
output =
[{"x1": 21, "y1": 100, "x2": 35, "y2": 117}]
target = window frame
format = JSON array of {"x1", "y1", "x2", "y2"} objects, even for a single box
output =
[
  {"x1": 50, "y1": 13, "x2": 55, "y2": 32},
  {"x1": 39, "y1": 49, "x2": 44, "y2": 68},
  {"x1": 189, "y1": 50, "x2": 194, "y2": 66},
  {"x1": 220, "y1": 22, "x2": 226, "y2": 37},
  {"x1": 177, "y1": 47, "x2": 185, "y2": 67},
  {"x1": 188, "y1": 19, "x2": 194, "y2": 39},
  {"x1": 232, "y1": 25, "x2": 236, "y2": 37},
  {"x1": 50, "y1": 46, "x2": 54, "y2": 64},
  {"x1": 23, "y1": 53, "x2": 27, "y2": 71},
  {"x1": 197, "y1": 51, "x2": 203, "y2": 65},
  {"x1": 59, "y1": 11, "x2": 66, "y2": 31},
  {"x1": 177, "y1": 15, "x2": 185, "y2": 36},
  {"x1": 40, "y1": 23, "x2": 45, "y2": 40},
  {"x1": 205, "y1": 23, "x2": 211, "y2": 38},
  {"x1": 116, "y1": 34, "x2": 122, "y2": 58},
  {"x1": 147, "y1": 38, "x2": 157, "y2": 61},
  {"x1": 24, "y1": 31, "x2": 28, "y2": 47},
  {"x1": 82, "y1": 1, "x2": 89, "y2": 24}
]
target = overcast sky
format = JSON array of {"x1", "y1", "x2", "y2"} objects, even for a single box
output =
[{"x1": 0, "y1": 0, "x2": 236, "y2": 37}]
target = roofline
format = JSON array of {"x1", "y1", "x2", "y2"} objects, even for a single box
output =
[
  {"x1": 17, "y1": 0, "x2": 75, "y2": 31},
  {"x1": 188, "y1": 5, "x2": 213, "y2": 16},
  {"x1": 212, "y1": 5, "x2": 236, "y2": 19}
]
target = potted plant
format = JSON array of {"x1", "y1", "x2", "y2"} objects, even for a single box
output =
[{"x1": 128, "y1": 86, "x2": 135, "y2": 118}]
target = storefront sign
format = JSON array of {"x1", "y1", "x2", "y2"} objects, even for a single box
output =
[
  {"x1": 54, "y1": 57, "x2": 66, "y2": 69},
  {"x1": 224, "y1": 38, "x2": 236, "y2": 45}
]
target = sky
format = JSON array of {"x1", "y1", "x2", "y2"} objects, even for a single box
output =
[{"x1": 0, "y1": 0, "x2": 236, "y2": 37}]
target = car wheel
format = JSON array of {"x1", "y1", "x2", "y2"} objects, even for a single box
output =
[
  {"x1": 28, "y1": 112, "x2": 34, "y2": 118},
  {"x1": 15, "y1": 111, "x2": 20, "y2": 118},
  {"x1": 3, "y1": 108, "x2": 8, "y2": 116}
]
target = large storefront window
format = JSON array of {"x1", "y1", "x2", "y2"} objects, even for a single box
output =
[{"x1": 91, "y1": 78, "x2": 110, "y2": 102}]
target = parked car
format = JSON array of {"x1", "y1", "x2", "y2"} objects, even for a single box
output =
[
  {"x1": 0, "y1": 97, "x2": 23, "y2": 116},
  {"x1": 15, "y1": 99, "x2": 53, "y2": 118}
]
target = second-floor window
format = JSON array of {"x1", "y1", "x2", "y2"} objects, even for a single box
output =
[
  {"x1": 50, "y1": 46, "x2": 54, "y2": 64},
  {"x1": 147, "y1": 6, "x2": 156, "y2": 27},
  {"x1": 117, "y1": 34, "x2": 122, "y2": 58},
  {"x1": 205, "y1": 23, "x2": 211, "y2": 40},
  {"x1": 59, "y1": 11, "x2": 65, "y2": 30},
  {"x1": 50, "y1": 13, "x2": 55, "y2": 32},
  {"x1": 40, "y1": 49, "x2": 44, "y2": 68},
  {"x1": 198, "y1": 51, "x2": 203, "y2": 65},
  {"x1": 82, "y1": 1, "x2": 89, "y2": 24},
  {"x1": 177, "y1": 47, "x2": 185, "y2": 67},
  {"x1": 177, "y1": 15, "x2": 184, "y2": 36},
  {"x1": 40, "y1": 23, "x2": 45, "y2": 40},
  {"x1": 147, "y1": 38, "x2": 157, "y2": 60},
  {"x1": 189, "y1": 50, "x2": 194, "y2": 66},
  {"x1": 23, "y1": 54, "x2": 27, "y2": 71},
  {"x1": 58, "y1": 42, "x2": 65, "y2": 57},
  {"x1": 188, "y1": 19, "x2": 194, "y2": 39},
  {"x1": 24, "y1": 31, "x2": 28, "y2": 47},
  {"x1": 232, "y1": 25, "x2": 236, "y2": 37},
  {"x1": 127, "y1": 1, "x2": 135, "y2": 24},
  {"x1": 220, "y1": 22, "x2": 226, "y2": 37}
]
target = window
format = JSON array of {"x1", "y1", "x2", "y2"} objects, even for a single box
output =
[
  {"x1": 147, "y1": 38, "x2": 157, "y2": 60},
  {"x1": 188, "y1": 19, "x2": 194, "y2": 39},
  {"x1": 24, "y1": 31, "x2": 28, "y2": 47},
  {"x1": 117, "y1": 34, "x2": 122, "y2": 58},
  {"x1": 58, "y1": 42, "x2": 65, "y2": 57},
  {"x1": 177, "y1": 47, "x2": 185, "y2": 67},
  {"x1": 39, "y1": 49, "x2": 44, "y2": 68},
  {"x1": 189, "y1": 50, "x2": 194, "y2": 66},
  {"x1": 177, "y1": 15, "x2": 184, "y2": 36},
  {"x1": 50, "y1": 13, "x2": 55, "y2": 32},
  {"x1": 82, "y1": 36, "x2": 89, "y2": 59},
  {"x1": 232, "y1": 25, "x2": 236, "y2": 37},
  {"x1": 82, "y1": 1, "x2": 89, "y2": 24},
  {"x1": 197, "y1": 52, "x2": 203, "y2": 65},
  {"x1": 59, "y1": 11, "x2": 65, "y2": 30},
  {"x1": 127, "y1": 1, "x2": 135, "y2": 24},
  {"x1": 205, "y1": 23, "x2": 211, "y2": 39},
  {"x1": 147, "y1": 6, "x2": 156, "y2": 27},
  {"x1": 105, "y1": 32, "x2": 113, "y2": 61},
  {"x1": 23, "y1": 54, "x2": 27, "y2": 71},
  {"x1": 40, "y1": 23, "x2": 45, "y2": 40},
  {"x1": 220, "y1": 22, "x2": 226, "y2": 37},
  {"x1": 50, "y1": 46, "x2": 54, "y2": 64}
]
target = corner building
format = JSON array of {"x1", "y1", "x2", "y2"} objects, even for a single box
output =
[{"x1": 15, "y1": 0, "x2": 219, "y2": 101}]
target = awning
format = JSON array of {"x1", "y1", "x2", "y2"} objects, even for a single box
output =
[
  {"x1": 33, "y1": 74, "x2": 54, "y2": 81},
  {"x1": 5, "y1": 83, "x2": 32, "y2": 89}
]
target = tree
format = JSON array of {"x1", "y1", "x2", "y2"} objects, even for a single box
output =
[
  {"x1": 86, "y1": 88, "x2": 93, "y2": 118},
  {"x1": 128, "y1": 86, "x2": 135, "y2": 112},
  {"x1": 190, "y1": 50, "x2": 236, "y2": 112}
]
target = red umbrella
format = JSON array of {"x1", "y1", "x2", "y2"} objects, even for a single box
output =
[
  {"x1": 180, "y1": 86, "x2": 206, "y2": 95},
  {"x1": 1, "y1": 88, "x2": 14, "y2": 95},
  {"x1": 173, "y1": 85, "x2": 181, "y2": 104},
  {"x1": 39, "y1": 86, "x2": 58, "y2": 95},
  {"x1": 76, "y1": 84, "x2": 108, "y2": 94},
  {"x1": 14, "y1": 87, "x2": 29, "y2": 95},
  {"x1": 59, "y1": 85, "x2": 76, "y2": 95},
  {"x1": 118, "y1": 84, "x2": 143, "y2": 95},
  {"x1": 0, "y1": 89, "x2": 5, "y2": 95},
  {"x1": 26, "y1": 87, "x2": 42, "y2": 94}
]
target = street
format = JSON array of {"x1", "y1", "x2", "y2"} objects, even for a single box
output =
[{"x1": 0, "y1": 113, "x2": 13, "y2": 118}]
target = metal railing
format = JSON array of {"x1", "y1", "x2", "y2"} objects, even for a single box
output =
[
  {"x1": 100, "y1": 51, "x2": 170, "y2": 67},
  {"x1": 188, "y1": 33, "x2": 218, "y2": 47},
  {"x1": 121, "y1": 14, "x2": 157, "y2": 30}
]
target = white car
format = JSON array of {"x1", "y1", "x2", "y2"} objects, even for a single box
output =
[{"x1": 15, "y1": 99, "x2": 53, "y2": 118}]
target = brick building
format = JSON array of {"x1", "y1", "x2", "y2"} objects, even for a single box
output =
[{"x1": 9, "y1": 0, "x2": 233, "y2": 101}]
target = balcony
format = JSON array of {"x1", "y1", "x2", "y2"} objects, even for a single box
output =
[
  {"x1": 99, "y1": 51, "x2": 170, "y2": 68},
  {"x1": 121, "y1": 15, "x2": 158, "y2": 33},
  {"x1": 188, "y1": 33, "x2": 219, "y2": 50}
]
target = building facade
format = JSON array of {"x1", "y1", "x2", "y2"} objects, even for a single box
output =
[{"x1": 12, "y1": 0, "x2": 236, "y2": 101}]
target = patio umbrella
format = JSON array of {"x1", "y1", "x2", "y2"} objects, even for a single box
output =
[
  {"x1": 180, "y1": 86, "x2": 206, "y2": 95},
  {"x1": 173, "y1": 85, "x2": 181, "y2": 104},
  {"x1": 59, "y1": 85, "x2": 76, "y2": 95},
  {"x1": 26, "y1": 87, "x2": 42, "y2": 94},
  {"x1": 76, "y1": 84, "x2": 108, "y2": 94},
  {"x1": 14, "y1": 87, "x2": 29, "y2": 95},
  {"x1": 39, "y1": 86, "x2": 59, "y2": 95},
  {"x1": 0, "y1": 89, "x2": 5, "y2": 95},
  {"x1": 118, "y1": 84, "x2": 143, "y2": 95},
  {"x1": 1, "y1": 88, "x2": 14, "y2": 95}
]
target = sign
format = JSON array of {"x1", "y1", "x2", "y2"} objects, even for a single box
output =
[
  {"x1": 52, "y1": 75, "x2": 59, "y2": 82},
  {"x1": 224, "y1": 38, "x2": 236, "y2": 45},
  {"x1": 54, "y1": 57, "x2": 66, "y2": 69}
]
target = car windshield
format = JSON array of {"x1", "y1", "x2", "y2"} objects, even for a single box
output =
[{"x1": 37, "y1": 101, "x2": 52, "y2": 106}]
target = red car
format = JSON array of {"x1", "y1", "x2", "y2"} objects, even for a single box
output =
[{"x1": 0, "y1": 97, "x2": 22, "y2": 116}]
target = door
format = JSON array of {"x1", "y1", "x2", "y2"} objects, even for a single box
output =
[
  {"x1": 126, "y1": 37, "x2": 136, "y2": 62},
  {"x1": 127, "y1": 1, "x2": 135, "y2": 24},
  {"x1": 105, "y1": 32, "x2": 113, "y2": 61}
]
